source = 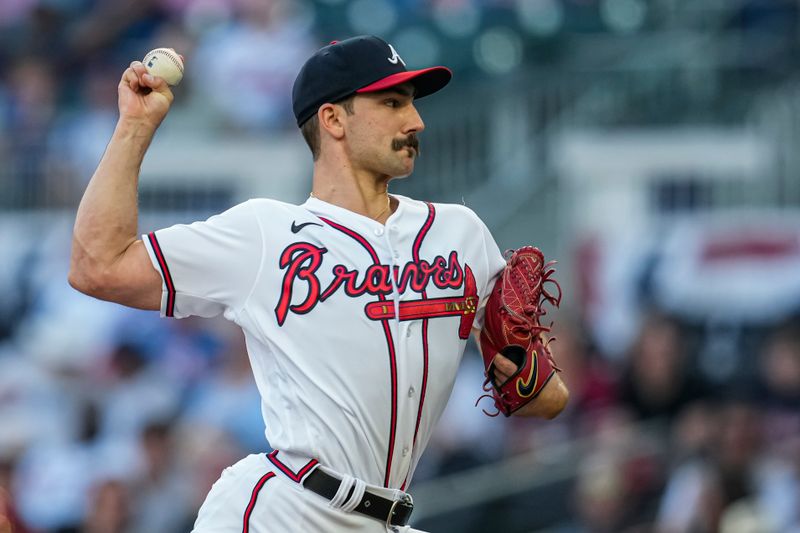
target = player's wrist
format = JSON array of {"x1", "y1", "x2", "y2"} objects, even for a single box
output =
[{"x1": 114, "y1": 117, "x2": 159, "y2": 140}]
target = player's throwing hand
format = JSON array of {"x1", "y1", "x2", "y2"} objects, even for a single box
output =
[{"x1": 117, "y1": 59, "x2": 177, "y2": 130}]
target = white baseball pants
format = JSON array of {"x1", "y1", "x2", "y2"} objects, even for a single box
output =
[{"x1": 191, "y1": 453, "x2": 427, "y2": 533}]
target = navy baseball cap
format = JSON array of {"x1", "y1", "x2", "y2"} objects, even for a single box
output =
[{"x1": 292, "y1": 35, "x2": 452, "y2": 127}]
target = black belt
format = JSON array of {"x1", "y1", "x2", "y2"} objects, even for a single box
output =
[{"x1": 303, "y1": 468, "x2": 414, "y2": 527}]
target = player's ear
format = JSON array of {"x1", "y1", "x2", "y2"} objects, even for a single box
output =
[{"x1": 318, "y1": 103, "x2": 346, "y2": 140}]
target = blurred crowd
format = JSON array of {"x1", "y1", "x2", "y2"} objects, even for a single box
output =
[
  {"x1": 545, "y1": 314, "x2": 800, "y2": 533},
  {"x1": 2, "y1": 0, "x2": 800, "y2": 208}
]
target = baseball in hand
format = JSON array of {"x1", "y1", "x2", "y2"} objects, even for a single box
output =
[{"x1": 142, "y1": 48, "x2": 184, "y2": 86}]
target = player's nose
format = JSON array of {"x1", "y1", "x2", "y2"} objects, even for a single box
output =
[{"x1": 404, "y1": 103, "x2": 425, "y2": 134}]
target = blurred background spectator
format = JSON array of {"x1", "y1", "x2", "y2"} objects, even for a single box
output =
[{"x1": 3, "y1": 0, "x2": 800, "y2": 531}]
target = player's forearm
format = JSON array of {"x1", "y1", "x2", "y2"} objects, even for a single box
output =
[{"x1": 70, "y1": 119, "x2": 155, "y2": 290}]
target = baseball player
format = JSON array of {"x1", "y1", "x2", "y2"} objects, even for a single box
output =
[{"x1": 69, "y1": 35, "x2": 569, "y2": 532}]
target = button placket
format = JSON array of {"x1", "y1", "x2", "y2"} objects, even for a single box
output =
[{"x1": 378, "y1": 218, "x2": 419, "y2": 485}]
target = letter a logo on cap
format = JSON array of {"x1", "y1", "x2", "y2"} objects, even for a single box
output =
[{"x1": 387, "y1": 44, "x2": 406, "y2": 66}]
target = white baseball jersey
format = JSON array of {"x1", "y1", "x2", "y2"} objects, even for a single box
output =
[{"x1": 142, "y1": 194, "x2": 505, "y2": 491}]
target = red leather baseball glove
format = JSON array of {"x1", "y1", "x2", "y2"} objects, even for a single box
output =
[{"x1": 478, "y1": 246, "x2": 562, "y2": 417}]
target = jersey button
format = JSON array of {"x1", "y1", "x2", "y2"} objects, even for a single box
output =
[
  {"x1": 374, "y1": 227, "x2": 384, "y2": 236},
  {"x1": 402, "y1": 446, "x2": 409, "y2": 457},
  {"x1": 408, "y1": 386, "x2": 415, "y2": 398}
]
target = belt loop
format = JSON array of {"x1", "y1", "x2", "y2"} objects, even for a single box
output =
[
  {"x1": 341, "y1": 478, "x2": 366, "y2": 513},
  {"x1": 304, "y1": 467, "x2": 414, "y2": 527},
  {"x1": 329, "y1": 475, "x2": 355, "y2": 509}
]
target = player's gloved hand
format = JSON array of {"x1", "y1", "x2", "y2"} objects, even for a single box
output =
[
  {"x1": 117, "y1": 57, "x2": 180, "y2": 131},
  {"x1": 477, "y1": 246, "x2": 562, "y2": 417}
]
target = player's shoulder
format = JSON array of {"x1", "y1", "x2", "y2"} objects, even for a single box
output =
[
  {"x1": 399, "y1": 196, "x2": 487, "y2": 228},
  {"x1": 208, "y1": 198, "x2": 313, "y2": 237},
  {"x1": 239, "y1": 197, "x2": 311, "y2": 220}
]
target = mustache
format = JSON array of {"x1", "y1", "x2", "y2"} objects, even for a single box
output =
[{"x1": 392, "y1": 134, "x2": 420, "y2": 155}]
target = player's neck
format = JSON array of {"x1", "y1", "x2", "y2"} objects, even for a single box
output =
[{"x1": 311, "y1": 168, "x2": 396, "y2": 224}]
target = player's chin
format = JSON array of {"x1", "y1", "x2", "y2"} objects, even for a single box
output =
[
  {"x1": 391, "y1": 161, "x2": 415, "y2": 179},
  {"x1": 382, "y1": 157, "x2": 414, "y2": 179}
]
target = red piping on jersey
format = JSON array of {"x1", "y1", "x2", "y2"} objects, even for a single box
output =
[
  {"x1": 318, "y1": 216, "x2": 399, "y2": 488},
  {"x1": 403, "y1": 202, "x2": 435, "y2": 491},
  {"x1": 267, "y1": 450, "x2": 318, "y2": 483},
  {"x1": 242, "y1": 471, "x2": 275, "y2": 532},
  {"x1": 147, "y1": 232, "x2": 176, "y2": 317}
]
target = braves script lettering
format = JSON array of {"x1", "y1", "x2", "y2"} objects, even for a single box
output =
[{"x1": 275, "y1": 242, "x2": 467, "y2": 325}]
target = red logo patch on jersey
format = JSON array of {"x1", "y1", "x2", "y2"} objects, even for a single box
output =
[{"x1": 363, "y1": 265, "x2": 477, "y2": 339}]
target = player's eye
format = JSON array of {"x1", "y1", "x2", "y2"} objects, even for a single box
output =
[{"x1": 385, "y1": 98, "x2": 400, "y2": 108}]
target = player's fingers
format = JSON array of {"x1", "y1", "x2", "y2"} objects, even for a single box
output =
[
  {"x1": 492, "y1": 353, "x2": 517, "y2": 384},
  {"x1": 130, "y1": 61, "x2": 149, "y2": 84},
  {"x1": 123, "y1": 61, "x2": 151, "y2": 92},
  {"x1": 130, "y1": 60, "x2": 146, "y2": 73},
  {"x1": 121, "y1": 66, "x2": 139, "y2": 82},
  {"x1": 493, "y1": 369, "x2": 510, "y2": 384},
  {"x1": 142, "y1": 73, "x2": 174, "y2": 101},
  {"x1": 119, "y1": 67, "x2": 140, "y2": 92},
  {"x1": 494, "y1": 353, "x2": 518, "y2": 374}
]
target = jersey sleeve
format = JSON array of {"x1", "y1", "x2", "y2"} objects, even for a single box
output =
[
  {"x1": 471, "y1": 214, "x2": 506, "y2": 332},
  {"x1": 142, "y1": 200, "x2": 264, "y2": 320}
]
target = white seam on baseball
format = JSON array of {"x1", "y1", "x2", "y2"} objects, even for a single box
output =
[{"x1": 152, "y1": 49, "x2": 183, "y2": 74}]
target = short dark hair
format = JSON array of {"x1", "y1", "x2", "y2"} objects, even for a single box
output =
[{"x1": 300, "y1": 96, "x2": 355, "y2": 161}]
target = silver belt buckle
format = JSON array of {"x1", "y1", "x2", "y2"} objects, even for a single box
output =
[{"x1": 386, "y1": 493, "x2": 414, "y2": 528}]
